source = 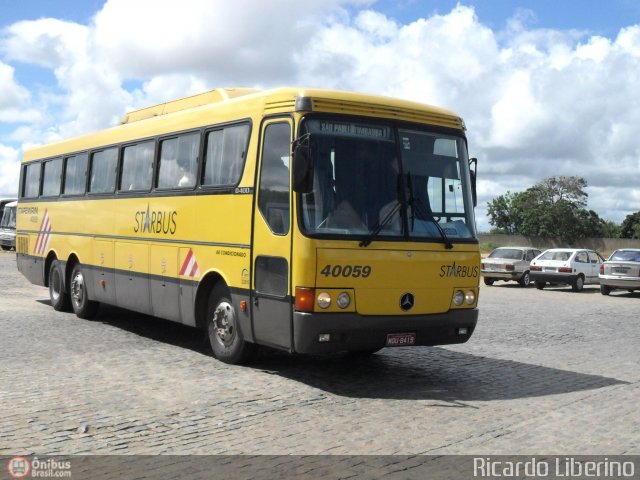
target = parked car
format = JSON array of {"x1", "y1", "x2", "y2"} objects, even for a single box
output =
[
  {"x1": 529, "y1": 248, "x2": 604, "y2": 292},
  {"x1": 0, "y1": 200, "x2": 16, "y2": 251},
  {"x1": 481, "y1": 247, "x2": 541, "y2": 287},
  {"x1": 599, "y1": 249, "x2": 640, "y2": 295}
]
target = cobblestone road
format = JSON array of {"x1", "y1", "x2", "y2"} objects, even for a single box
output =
[{"x1": 1, "y1": 250, "x2": 638, "y2": 455}]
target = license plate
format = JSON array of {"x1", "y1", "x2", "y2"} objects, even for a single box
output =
[
  {"x1": 545, "y1": 267, "x2": 556, "y2": 272},
  {"x1": 386, "y1": 333, "x2": 416, "y2": 347},
  {"x1": 613, "y1": 267, "x2": 629, "y2": 274}
]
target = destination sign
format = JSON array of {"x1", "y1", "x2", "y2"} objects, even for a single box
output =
[{"x1": 306, "y1": 120, "x2": 392, "y2": 140}]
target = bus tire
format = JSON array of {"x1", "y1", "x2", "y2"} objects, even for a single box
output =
[
  {"x1": 206, "y1": 283, "x2": 255, "y2": 364},
  {"x1": 49, "y1": 260, "x2": 70, "y2": 311},
  {"x1": 70, "y1": 263, "x2": 99, "y2": 319}
]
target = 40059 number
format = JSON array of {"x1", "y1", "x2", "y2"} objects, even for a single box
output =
[{"x1": 320, "y1": 264, "x2": 372, "y2": 278}]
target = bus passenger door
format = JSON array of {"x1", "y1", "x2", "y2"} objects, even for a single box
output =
[{"x1": 251, "y1": 119, "x2": 293, "y2": 350}]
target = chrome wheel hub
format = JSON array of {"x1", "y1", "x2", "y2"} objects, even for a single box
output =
[
  {"x1": 71, "y1": 272, "x2": 85, "y2": 305},
  {"x1": 213, "y1": 301, "x2": 235, "y2": 346}
]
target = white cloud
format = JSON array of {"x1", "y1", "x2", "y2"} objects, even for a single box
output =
[
  {"x1": 0, "y1": 62, "x2": 29, "y2": 109},
  {"x1": 92, "y1": 0, "x2": 366, "y2": 83},
  {"x1": 0, "y1": 143, "x2": 20, "y2": 196}
]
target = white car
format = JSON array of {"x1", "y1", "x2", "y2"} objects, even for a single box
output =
[
  {"x1": 599, "y1": 249, "x2": 640, "y2": 295},
  {"x1": 481, "y1": 247, "x2": 541, "y2": 287},
  {"x1": 529, "y1": 248, "x2": 604, "y2": 292}
]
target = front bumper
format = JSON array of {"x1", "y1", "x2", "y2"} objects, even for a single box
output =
[
  {"x1": 0, "y1": 231, "x2": 15, "y2": 248},
  {"x1": 293, "y1": 308, "x2": 478, "y2": 354}
]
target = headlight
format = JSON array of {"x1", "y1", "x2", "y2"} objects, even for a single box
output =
[
  {"x1": 465, "y1": 290, "x2": 476, "y2": 305},
  {"x1": 317, "y1": 292, "x2": 331, "y2": 309},
  {"x1": 453, "y1": 290, "x2": 464, "y2": 306},
  {"x1": 336, "y1": 292, "x2": 351, "y2": 309}
]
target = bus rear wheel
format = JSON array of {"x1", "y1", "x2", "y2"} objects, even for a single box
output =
[
  {"x1": 206, "y1": 284, "x2": 255, "y2": 364},
  {"x1": 70, "y1": 263, "x2": 99, "y2": 319},
  {"x1": 49, "y1": 260, "x2": 70, "y2": 311}
]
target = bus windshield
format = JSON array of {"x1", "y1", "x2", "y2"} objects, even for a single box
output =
[
  {"x1": 299, "y1": 119, "x2": 476, "y2": 241},
  {"x1": 0, "y1": 204, "x2": 16, "y2": 229}
]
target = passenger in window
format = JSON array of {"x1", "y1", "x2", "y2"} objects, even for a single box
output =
[{"x1": 178, "y1": 158, "x2": 195, "y2": 187}]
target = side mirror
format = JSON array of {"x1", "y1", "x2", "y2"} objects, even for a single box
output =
[
  {"x1": 469, "y1": 157, "x2": 477, "y2": 207},
  {"x1": 292, "y1": 134, "x2": 313, "y2": 193}
]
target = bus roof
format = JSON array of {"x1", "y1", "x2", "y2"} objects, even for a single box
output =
[{"x1": 23, "y1": 87, "x2": 464, "y2": 162}]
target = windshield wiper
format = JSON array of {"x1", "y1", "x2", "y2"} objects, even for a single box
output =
[
  {"x1": 407, "y1": 172, "x2": 454, "y2": 250},
  {"x1": 359, "y1": 201, "x2": 401, "y2": 247}
]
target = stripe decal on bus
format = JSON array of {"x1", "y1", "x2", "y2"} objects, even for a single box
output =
[
  {"x1": 34, "y1": 209, "x2": 52, "y2": 255},
  {"x1": 179, "y1": 248, "x2": 201, "y2": 277}
]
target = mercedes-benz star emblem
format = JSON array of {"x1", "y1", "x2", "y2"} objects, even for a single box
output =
[{"x1": 400, "y1": 292, "x2": 415, "y2": 311}]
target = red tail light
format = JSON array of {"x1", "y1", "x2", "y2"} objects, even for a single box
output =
[
  {"x1": 530, "y1": 265, "x2": 541, "y2": 271},
  {"x1": 559, "y1": 267, "x2": 573, "y2": 273},
  {"x1": 599, "y1": 264, "x2": 604, "y2": 274},
  {"x1": 505, "y1": 264, "x2": 515, "y2": 271}
]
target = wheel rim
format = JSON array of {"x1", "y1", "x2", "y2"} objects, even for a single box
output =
[
  {"x1": 71, "y1": 270, "x2": 85, "y2": 307},
  {"x1": 211, "y1": 301, "x2": 236, "y2": 347},
  {"x1": 522, "y1": 273, "x2": 530, "y2": 286},
  {"x1": 50, "y1": 268, "x2": 62, "y2": 302}
]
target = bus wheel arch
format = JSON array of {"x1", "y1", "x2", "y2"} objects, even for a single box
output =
[{"x1": 194, "y1": 272, "x2": 226, "y2": 332}]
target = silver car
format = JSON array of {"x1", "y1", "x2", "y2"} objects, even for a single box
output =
[
  {"x1": 599, "y1": 249, "x2": 640, "y2": 295},
  {"x1": 481, "y1": 247, "x2": 541, "y2": 287}
]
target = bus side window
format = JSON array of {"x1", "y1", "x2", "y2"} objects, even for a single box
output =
[
  {"x1": 158, "y1": 133, "x2": 199, "y2": 189},
  {"x1": 89, "y1": 148, "x2": 118, "y2": 194},
  {"x1": 21, "y1": 162, "x2": 41, "y2": 199},
  {"x1": 63, "y1": 153, "x2": 88, "y2": 196},
  {"x1": 258, "y1": 123, "x2": 291, "y2": 235},
  {"x1": 202, "y1": 124, "x2": 249, "y2": 186},
  {"x1": 42, "y1": 158, "x2": 63, "y2": 197},
  {"x1": 120, "y1": 141, "x2": 154, "y2": 191}
]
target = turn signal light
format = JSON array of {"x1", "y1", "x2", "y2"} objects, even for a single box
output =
[{"x1": 295, "y1": 287, "x2": 315, "y2": 312}]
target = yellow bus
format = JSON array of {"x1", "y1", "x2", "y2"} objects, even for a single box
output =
[{"x1": 16, "y1": 87, "x2": 480, "y2": 364}]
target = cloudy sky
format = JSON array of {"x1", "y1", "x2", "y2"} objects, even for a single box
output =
[{"x1": 1, "y1": 0, "x2": 639, "y2": 231}]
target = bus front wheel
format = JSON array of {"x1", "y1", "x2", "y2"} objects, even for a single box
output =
[
  {"x1": 70, "y1": 263, "x2": 99, "y2": 319},
  {"x1": 206, "y1": 284, "x2": 255, "y2": 364},
  {"x1": 49, "y1": 260, "x2": 70, "y2": 311}
]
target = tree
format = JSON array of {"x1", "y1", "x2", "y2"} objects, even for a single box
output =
[
  {"x1": 487, "y1": 176, "x2": 606, "y2": 243},
  {"x1": 601, "y1": 220, "x2": 622, "y2": 238},
  {"x1": 620, "y1": 211, "x2": 640, "y2": 239},
  {"x1": 486, "y1": 191, "x2": 520, "y2": 234}
]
